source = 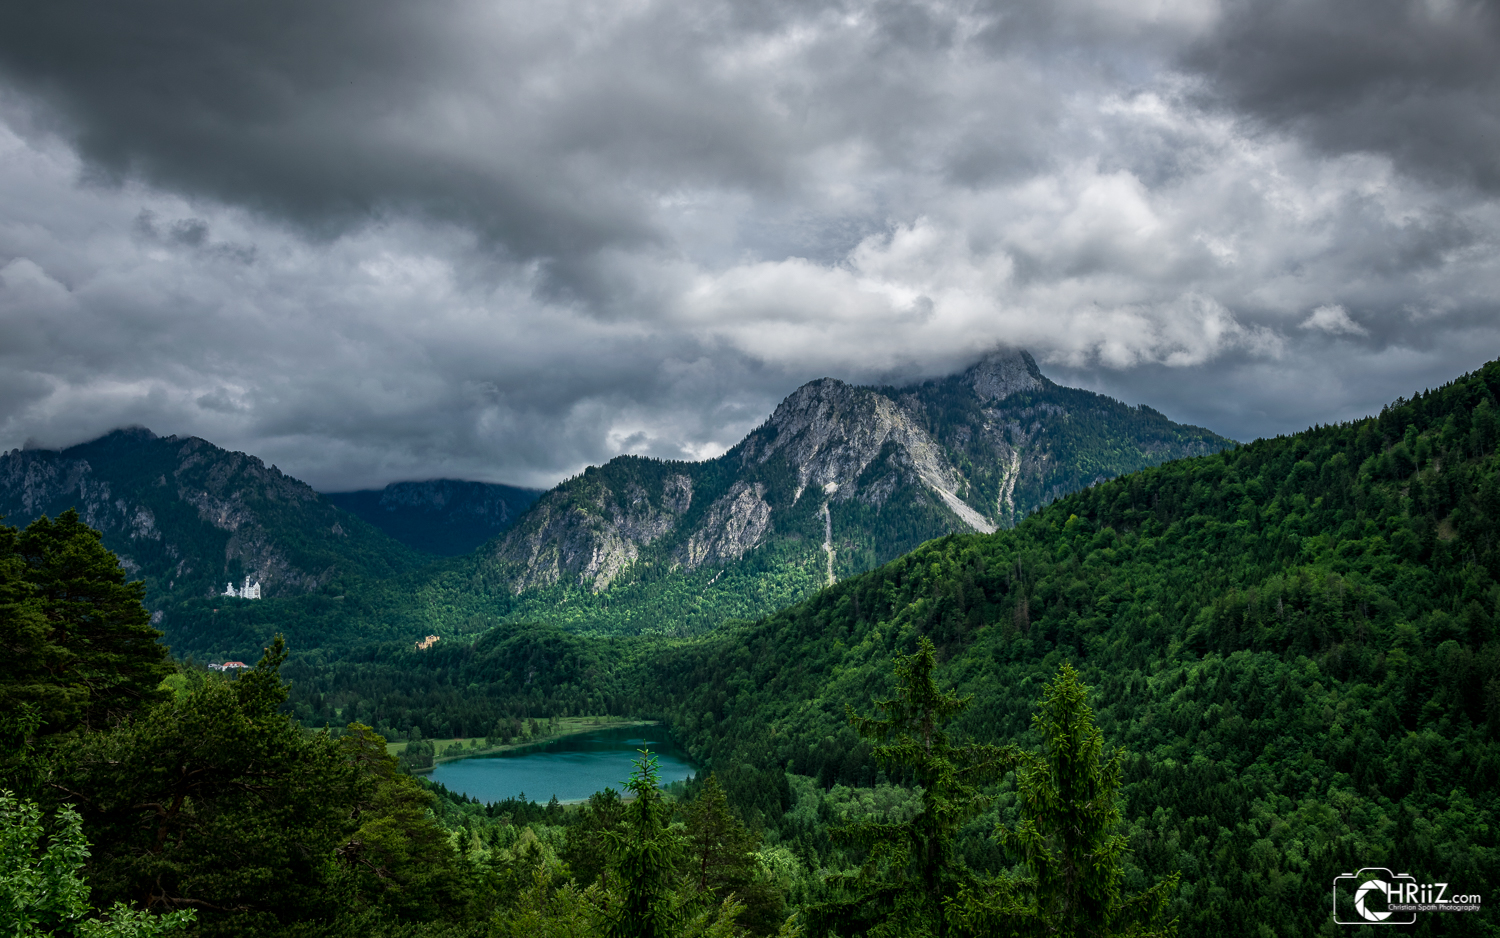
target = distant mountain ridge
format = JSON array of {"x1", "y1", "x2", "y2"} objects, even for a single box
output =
[
  {"x1": 466, "y1": 348, "x2": 1233, "y2": 631},
  {"x1": 0, "y1": 428, "x2": 423, "y2": 614},
  {"x1": 324, "y1": 480, "x2": 542, "y2": 556},
  {"x1": 0, "y1": 349, "x2": 1234, "y2": 652}
]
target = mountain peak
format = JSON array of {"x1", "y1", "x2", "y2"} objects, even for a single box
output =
[{"x1": 965, "y1": 348, "x2": 1045, "y2": 401}]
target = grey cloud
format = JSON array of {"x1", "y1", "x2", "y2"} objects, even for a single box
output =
[
  {"x1": 0, "y1": 0, "x2": 1498, "y2": 490},
  {"x1": 1184, "y1": 0, "x2": 1500, "y2": 190}
]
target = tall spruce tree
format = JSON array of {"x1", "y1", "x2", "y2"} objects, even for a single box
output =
[
  {"x1": 11, "y1": 511, "x2": 172, "y2": 733},
  {"x1": 949, "y1": 664, "x2": 1178, "y2": 938},
  {"x1": 605, "y1": 751, "x2": 685, "y2": 938},
  {"x1": 813, "y1": 636, "x2": 1008, "y2": 938}
]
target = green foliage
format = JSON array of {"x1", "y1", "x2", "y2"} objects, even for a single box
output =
[
  {"x1": 949, "y1": 664, "x2": 1178, "y2": 937},
  {"x1": 399, "y1": 740, "x2": 436, "y2": 771},
  {"x1": 814, "y1": 637, "x2": 1008, "y2": 937},
  {"x1": 2, "y1": 510, "x2": 174, "y2": 736},
  {"x1": 605, "y1": 751, "x2": 687, "y2": 938},
  {"x1": 1, "y1": 790, "x2": 194, "y2": 937}
]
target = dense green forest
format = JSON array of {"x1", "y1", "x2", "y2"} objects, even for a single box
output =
[
  {"x1": 8, "y1": 358, "x2": 1500, "y2": 934},
  {"x1": 322, "y1": 481, "x2": 543, "y2": 558},
  {"x1": 282, "y1": 359, "x2": 1500, "y2": 934},
  {"x1": 2, "y1": 509, "x2": 1137, "y2": 936}
]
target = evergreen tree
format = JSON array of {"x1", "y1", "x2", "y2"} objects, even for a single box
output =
[
  {"x1": 814, "y1": 637, "x2": 1008, "y2": 937},
  {"x1": 562, "y1": 787, "x2": 626, "y2": 889},
  {"x1": 332, "y1": 724, "x2": 465, "y2": 920},
  {"x1": 605, "y1": 750, "x2": 685, "y2": 938},
  {"x1": 683, "y1": 773, "x2": 757, "y2": 897},
  {"x1": 682, "y1": 772, "x2": 788, "y2": 934},
  {"x1": 52, "y1": 637, "x2": 353, "y2": 936},
  {"x1": 949, "y1": 664, "x2": 1178, "y2": 938},
  {"x1": 12, "y1": 510, "x2": 172, "y2": 733}
]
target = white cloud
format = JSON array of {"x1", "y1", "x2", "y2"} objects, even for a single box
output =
[{"x1": 1301, "y1": 304, "x2": 1369, "y2": 335}]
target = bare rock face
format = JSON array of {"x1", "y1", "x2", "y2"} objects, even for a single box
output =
[
  {"x1": 966, "y1": 348, "x2": 1045, "y2": 401},
  {"x1": 491, "y1": 470, "x2": 694, "y2": 593},
  {"x1": 676, "y1": 481, "x2": 771, "y2": 570},
  {"x1": 742, "y1": 378, "x2": 911, "y2": 496},
  {"x1": 743, "y1": 377, "x2": 996, "y2": 533}
]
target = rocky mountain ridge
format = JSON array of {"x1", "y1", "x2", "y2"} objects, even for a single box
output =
[
  {"x1": 476, "y1": 349, "x2": 1233, "y2": 610},
  {"x1": 0, "y1": 428, "x2": 421, "y2": 611}
]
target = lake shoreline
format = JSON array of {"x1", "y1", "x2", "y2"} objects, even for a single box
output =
[
  {"x1": 421, "y1": 721, "x2": 696, "y2": 805},
  {"x1": 388, "y1": 716, "x2": 660, "y2": 772}
]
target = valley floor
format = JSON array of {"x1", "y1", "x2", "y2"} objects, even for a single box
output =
[{"x1": 385, "y1": 715, "x2": 656, "y2": 768}]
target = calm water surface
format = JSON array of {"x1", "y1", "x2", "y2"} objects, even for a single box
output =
[{"x1": 428, "y1": 724, "x2": 696, "y2": 804}]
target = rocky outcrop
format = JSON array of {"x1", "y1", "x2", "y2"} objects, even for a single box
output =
[
  {"x1": 490, "y1": 469, "x2": 693, "y2": 592},
  {"x1": 676, "y1": 481, "x2": 772, "y2": 570},
  {"x1": 0, "y1": 429, "x2": 415, "y2": 604},
  {"x1": 741, "y1": 377, "x2": 996, "y2": 532},
  {"x1": 966, "y1": 348, "x2": 1045, "y2": 401}
]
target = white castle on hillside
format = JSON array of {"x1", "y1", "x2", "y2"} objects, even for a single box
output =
[{"x1": 224, "y1": 576, "x2": 262, "y2": 600}]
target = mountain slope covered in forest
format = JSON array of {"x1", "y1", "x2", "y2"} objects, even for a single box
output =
[
  {"x1": 139, "y1": 349, "x2": 1229, "y2": 655},
  {"x1": 0, "y1": 429, "x2": 424, "y2": 622},
  {"x1": 323, "y1": 480, "x2": 542, "y2": 556},
  {"x1": 427, "y1": 348, "x2": 1232, "y2": 635},
  {"x1": 289, "y1": 357, "x2": 1500, "y2": 935}
]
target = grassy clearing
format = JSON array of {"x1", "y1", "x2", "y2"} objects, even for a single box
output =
[{"x1": 383, "y1": 715, "x2": 653, "y2": 764}]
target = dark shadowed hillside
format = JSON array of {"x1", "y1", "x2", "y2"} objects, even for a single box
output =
[
  {"x1": 323, "y1": 479, "x2": 542, "y2": 556},
  {"x1": 0, "y1": 428, "x2": 425, "y2": 641}
]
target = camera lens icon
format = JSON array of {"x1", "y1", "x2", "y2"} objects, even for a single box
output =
[{"x1": 1334, "y1": 869, "x2": 1418, "y2": 925}]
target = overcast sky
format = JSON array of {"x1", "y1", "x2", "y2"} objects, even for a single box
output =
[{"x1": 1, "y1": 0, "x2": 1498, "y2": 490}]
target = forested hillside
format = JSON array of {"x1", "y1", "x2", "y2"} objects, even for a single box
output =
[
  {"x1": 289, "y1": 358, "x2": 1500, "y2": 935},
  {"x1": 0, "y1": 428, "x2": 426, "y2": 613},
  {"x1": 10, "y1": 357, "x2": 1500, "y2": 935},
  {"x1": 323, "y1": 479, "x2": 542, "y2": 556}
]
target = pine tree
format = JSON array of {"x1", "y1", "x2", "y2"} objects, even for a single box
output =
[
  {"x1": 682, "y1": 773, "x2": 756, "y2": 897},
  {"x1": 605, "y1": 750, "x2": 685, "y2": 938},
  {"x1": 813, "y1": 636, "x2": 1009, "y2": 937},
  {"x1": 949, "y1": 663, "x2": 1178, "y2": 938},
  {"x1": 562, "y1": 787, "x2": 627, "y2": 889},
  {"x1": 682, "y1": 772, "x2": 792, "y2": 934},
  {"x1": 13, "y1": 511, "x2": 172, "y2": 732}
]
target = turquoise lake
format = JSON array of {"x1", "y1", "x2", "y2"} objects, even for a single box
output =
[{"x1": 427, "y1": 724, "x2": 697, "y2": 804}]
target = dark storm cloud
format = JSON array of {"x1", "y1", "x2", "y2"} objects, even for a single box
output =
[
  {"x1": 1184, "y1": 0, "x2": 1500, "y2": 190},
  {"x1": 1, "y1": 0, "x2": 1498, "y2": 489}
]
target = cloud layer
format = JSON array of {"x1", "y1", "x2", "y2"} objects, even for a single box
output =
[{"x1": 1, "y1": 0, "x2": 1497, "y2": 489}]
